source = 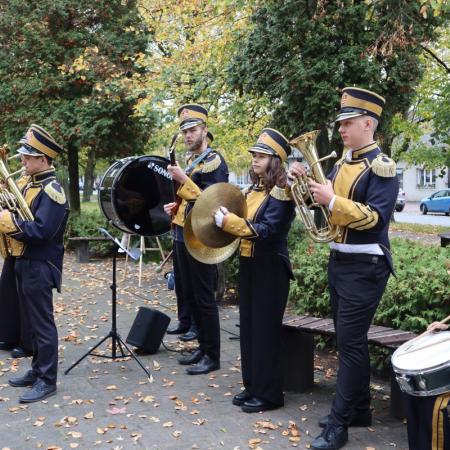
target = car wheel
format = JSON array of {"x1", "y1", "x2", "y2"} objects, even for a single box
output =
[
  {"x1": 420, "y1": 204, "x2": 428, "y2": 215},
  {"x1": 395, "y1": 205, "x2": 405, "y2": 212}
]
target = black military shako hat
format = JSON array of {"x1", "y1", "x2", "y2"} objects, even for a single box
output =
[
  {"x1": 177, "y1": 104, "x2": 208, "y2": 131},
  {"x1": 336, "y1": 87, "x2": 386, "y2": 122},
  {"x1": 18, "y1": 124, "x2": 63, "y2": 159},
  {"x1": 249, "y1": 128, "x2": 291, "y2": 163}
]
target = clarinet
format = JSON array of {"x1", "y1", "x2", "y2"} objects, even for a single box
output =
[{"x1": 167, "y1": 133, "x2": 181, "y2": 213}]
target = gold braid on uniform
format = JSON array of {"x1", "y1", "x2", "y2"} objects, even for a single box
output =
[
  {"x1": 331, "y1": 197, "x2": 379, "y2": 230},
  {"x1": 371, "y1": 154, "x2": 396, "y2": 177},
  {"x1": 432, "y1": 393, "x2": 450, "y2": 450},
  {"x1": 270, "y1": 185, "x2": 292, "y2": 201},
  {"x1": 201, "y1": 154, "x2": 221, "y2": 173}
]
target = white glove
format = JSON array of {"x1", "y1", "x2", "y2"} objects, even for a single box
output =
[{"x1": 214, "y1": 206, "x2": 229, "y2": 228}]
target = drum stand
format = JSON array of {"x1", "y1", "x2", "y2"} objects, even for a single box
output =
[{"x1": 65, "y1": 229, "x2": 151, "y2": 379}]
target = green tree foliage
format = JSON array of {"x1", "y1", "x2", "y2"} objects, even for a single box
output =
[
  {"x1": 228, "y1": 0, "x2": 445, "y2": 157},
  {"x1": 391, "y1": 27, "x2": 449, "y2": 171},
  {"x1": 137, "y1": 0, "x2": 263, "y2": 170},
  {"x1": 0, "y1": 0, "x2": 150, "y2": 212}
]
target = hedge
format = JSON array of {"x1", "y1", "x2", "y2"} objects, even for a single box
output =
[{"x1": 287, "y1": 220, "x2": 450, "y2": 334}]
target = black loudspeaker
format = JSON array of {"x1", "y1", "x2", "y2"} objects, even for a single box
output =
[{"x1": 126, "y1": 307, "x2": 171, "y2": 354}]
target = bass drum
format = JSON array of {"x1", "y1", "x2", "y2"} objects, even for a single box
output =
[{"x1": 99, "y1": 155, "x2": 173, "y2": 236}]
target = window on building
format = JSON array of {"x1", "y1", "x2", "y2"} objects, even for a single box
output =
[{"x1": 416, "y1": 168, "x2": 436, "y2": 188}]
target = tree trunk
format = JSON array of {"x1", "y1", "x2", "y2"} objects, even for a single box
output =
[
  {"x1": 67, "y1": 141, "x2": 80, "y2": 214},
  {"x1": 82, "y1": 148, "x2": 96, "y2": 202}
]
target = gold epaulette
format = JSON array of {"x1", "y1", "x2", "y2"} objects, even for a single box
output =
[
  {"x1": 371, "y1": 154, "x2": 396, "y2": 177},
  {"x1": 270, "y1": 185, "x2": 292, "y2": 201},
  {"x1": 201, "y1": 154, "x2": 221, "y2": 173},
  {"x1": 44, "y1": 181, "x2": 66, "y2": 204}
]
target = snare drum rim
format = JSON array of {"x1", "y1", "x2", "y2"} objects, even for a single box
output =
[{"x1": 392, "y1": 359, "x2": 450, "y2": 376}]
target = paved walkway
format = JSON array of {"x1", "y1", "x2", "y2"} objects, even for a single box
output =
[{"x1": 0, "y1": 254, "x2": 409, "y2": 449}]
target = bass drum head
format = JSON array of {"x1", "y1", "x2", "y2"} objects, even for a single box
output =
[{"x1": 99, "y1": 155, "x2": 173, "y2": 236}]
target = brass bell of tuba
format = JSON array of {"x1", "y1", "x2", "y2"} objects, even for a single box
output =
[
  {"x1": 289, "y1": 130, "x2": 341, "y2": 243},
  {"x1": 0, "y1": 147, "x2": 34, "y2": 222}
]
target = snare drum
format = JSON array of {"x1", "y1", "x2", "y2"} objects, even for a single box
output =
[
  {"x1": 392, "y1": 331, "x2": 450, "y2": 396},
  {"x1": 99, "y1": 155, "x2": 173, "y2": 236}
]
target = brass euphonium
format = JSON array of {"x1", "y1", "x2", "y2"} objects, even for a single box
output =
[
  {"x1": 0, "y1": 147, "x2": 34, "y2": 221},
  {"x1": 289, "y1": 130, "x2": 341, "y2": 243}
]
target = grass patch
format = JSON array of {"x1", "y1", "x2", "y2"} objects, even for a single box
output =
[
  {"x1": 81, "y1": 200, "x2": 100, "y2": 214},
  {"x1": 390, "y1": 221, "x2": 450, "y2": 235}
]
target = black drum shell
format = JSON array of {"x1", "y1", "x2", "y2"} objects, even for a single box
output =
[{"x1": 99, "y1": 155, "x2": 173, "y2": 236}]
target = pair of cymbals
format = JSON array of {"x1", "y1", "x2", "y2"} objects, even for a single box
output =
[{"x1": 184, "y1": 183, "x2": 247, "y2": 264}]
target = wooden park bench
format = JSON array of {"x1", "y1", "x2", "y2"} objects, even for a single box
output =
[
  {"x1": 281, "y1": 314, "x2": 417, "y2": 419},
  {"x1": 68, "y1": 236, "x2": 109, "y2": 263}
]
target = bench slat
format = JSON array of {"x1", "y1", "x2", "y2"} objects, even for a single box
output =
[
  {"x1": 304, "y1": 319, "x2": 334, "y2": 330},
  {"x1": 283, "y1": 314, "x2": 417, "y2": 348}
]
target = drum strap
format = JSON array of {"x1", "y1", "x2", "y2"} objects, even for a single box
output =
[
  {"x1": 432, "y1": 392, "x2": 450, "y2": 450},
  {"x1": 185, "y1": 148, "x2": 213, "y2": 175}
]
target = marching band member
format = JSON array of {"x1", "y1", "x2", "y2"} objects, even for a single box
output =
[
  {"x1": 290, "y1": 87, "x2": 399, "y2": 449},
  {"x1": 0, "y1": 166, "x2": 33, "y2": 358},
  {"x1": 163, "y1": 104, "x2": 228, "y2": 375},
  {"x1": 405, "y1": 321, "x2": 450, "y2": 450},
  {"x1": 0, "y1": 125, "x2": 68, "y2": 403},
  {"x1": 214, "y1": 128, "x2": 295, "y2": 413}
]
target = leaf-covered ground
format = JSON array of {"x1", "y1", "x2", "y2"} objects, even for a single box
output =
[{"x1": 0, "y1": 253, "x2": 408, "y2": 449}]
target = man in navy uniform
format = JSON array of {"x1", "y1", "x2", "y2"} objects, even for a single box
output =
[
  {"x1": 166, "y1": 130, "x2": 216, "y2": 344},
  {"x1": 163, "y1": 104, "x2": 228, "y2": 375},
  {"x1": 0, "y1": 125, "x2": 68, "y2": 403},
  {"x1": 290, "y1": 87, "x2": 399, "y2": 449}
]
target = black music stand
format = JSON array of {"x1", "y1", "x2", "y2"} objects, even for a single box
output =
[{"x1": 64, "y1": 228, "x2": 151, "y2": 378}]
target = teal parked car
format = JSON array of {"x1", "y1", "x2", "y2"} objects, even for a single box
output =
[{"x1": 420, "y1": 189, "x2": 450, "y2": 216}]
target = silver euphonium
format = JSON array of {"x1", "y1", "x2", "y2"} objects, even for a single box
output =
[{"x1": 289, "y1": 130, "x2": 341, "y2": 243}]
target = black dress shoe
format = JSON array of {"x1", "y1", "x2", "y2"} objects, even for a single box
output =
[
  {"x1": 0, "y1": 341, "x2": 14, "y2": 351},
  {"x1": 241, "y1": 397, "x2": 283, "y2": 413},
  {"x1": 11, "y1": 347, "x2": 33, "y2": 358},
  {"x1": 311, "y1": 424, "x2": 348, "y2": 450},
  {"x1": 232, "y1": 390, "x2": 252, "y2": 406},
  {"x1": 8, "y1": 370, "x2": 38, "y2": 387},
  {"x1": 19, "y1": 379, "x2": 56, "y2": 403},
  {"x1": 167, "y1": 324, "x2": 189, "y2": 335},
  {"x1": 186, "y1": 355, "x2": 220, "y2": 375},
  {"x1": 318, "y1": 411, "x2": 372, "y2": 428},
  {"x1": 178, "y1": 349, "x2": 204, "y2": 365},
  {"x1": 179, "y1": 330, "x2": 198, "y2": 342}
]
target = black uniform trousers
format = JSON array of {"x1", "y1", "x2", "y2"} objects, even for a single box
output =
[
  {"x1": 405, "y1": 393, "x2": 450, "y2": 450},
  {"x1": 0, "y1": 257, "x2": 32, "y2": 351},
  {"x1": 328, "y1": 252, "x2": 390, "y2": 427},
  {"x1": 238, "y1": 254, "x2": 290, "y2": 406},
  {"x1": 173, "y1": 245, "x2": 195, "y2": 332},
  {"x1": 15, "y1": 259, "x2": 58, "y2": 385},
  {"x1": 173, "y1": 241, "x2": 220, "y2": 361}
]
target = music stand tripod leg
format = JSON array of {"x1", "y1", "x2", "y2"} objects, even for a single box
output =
[
  {"x1": 65, "y1": 243, "x2": 151, "y2": 379},
  {"x1": 64, "y1": 332, "x2": 112, "y2": 375}
]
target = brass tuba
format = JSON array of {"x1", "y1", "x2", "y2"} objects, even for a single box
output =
[
  {"x1": 0, "y1": 147, "x2": 34, "y2": 221},
  {"x1": 289, "y1": 130, "x2": 340, "y2": 243}
]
